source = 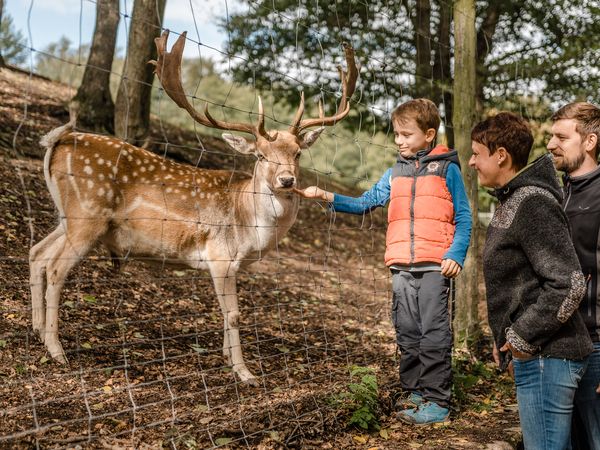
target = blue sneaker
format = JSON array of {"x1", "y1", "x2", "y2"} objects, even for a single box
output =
[
  {"x1": 397, "y1": 401, "x2": 450, "y2": 425},
  {"x1": 395, "y1": 392, "x2": 423, "y2": 410}
]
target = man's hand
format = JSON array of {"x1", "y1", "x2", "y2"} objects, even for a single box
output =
[
  {"x1": 441, "y1": 259, "x2": 461, "y2": 278},
  {"x1": 292, "y1": 186, "x2": 334, "y2": 202},
  {"x1": 596, "y1": 382, "x2": 600, "y2": 394}
]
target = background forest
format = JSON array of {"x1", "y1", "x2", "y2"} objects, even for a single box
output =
[{"x1": 3, "y1": 0, "x2": 598, "y2": 195}]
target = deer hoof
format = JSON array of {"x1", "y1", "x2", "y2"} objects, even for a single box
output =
[
  {"x1": 46, "y1": 340, "x2": 67, "y2": 364},
  {"x1": 235, "y1": 367, "x2": 259, "y2": 387},
  {"x1": 243, "y1": 376, "x2": 259, "y2": 387}
]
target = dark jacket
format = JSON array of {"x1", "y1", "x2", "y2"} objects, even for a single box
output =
[
  {"x1": 563, "y1": 165, "x2": 600, "y2": 342},
  {"x1": 484, "y1": 154, "x2": 593, "y2": 368}
]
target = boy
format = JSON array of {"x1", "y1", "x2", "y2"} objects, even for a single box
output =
[{"x1": 295, "y1": 98, "x2": 472, "y2": 424}]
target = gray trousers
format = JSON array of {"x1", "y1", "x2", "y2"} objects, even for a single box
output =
[{"x1": 391, "y1": 270, "x2": 452, "y2": 407}]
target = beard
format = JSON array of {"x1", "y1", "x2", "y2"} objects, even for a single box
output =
[{"x1": 553, "y1": 150, "x2": 586, "y2": 173}]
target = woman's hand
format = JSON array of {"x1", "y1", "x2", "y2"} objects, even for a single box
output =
[
  {"x1": 500, "y1": 341, "x2": 534, "y2": 360},
  {"x1": 492, "y1": 341, "x2": 501, "y2": 367},
  {"x1": 293, "y1": 186, "x2": 334, "y2": 202}
]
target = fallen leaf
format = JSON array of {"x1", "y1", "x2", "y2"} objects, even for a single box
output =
[{"x1": 353, "y1": 435, "x2": 368, "y2": 444}]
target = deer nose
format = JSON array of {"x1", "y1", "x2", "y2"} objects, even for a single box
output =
[{"x1": 278, "y1": 176, "x2": 296, "y2": 188}]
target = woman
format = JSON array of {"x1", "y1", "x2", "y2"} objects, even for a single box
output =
[{"x1": 469, "y1": 112, "x2": 593, "y2": 450}]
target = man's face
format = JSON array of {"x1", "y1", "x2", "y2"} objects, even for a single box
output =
[
  {"x1": 547, "y1": 119, "x2": 586, "y2": 173},
  {"x1": 392, "y1": 118, "x2": 435, "y2": 158}
]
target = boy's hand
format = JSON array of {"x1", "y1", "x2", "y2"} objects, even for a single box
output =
[
  {"x1": 292, "y1": 186, "x2": 334, "y2": 202},
  {"x1": 441, "y1": 259, "x2": 461, "y2": 278}
]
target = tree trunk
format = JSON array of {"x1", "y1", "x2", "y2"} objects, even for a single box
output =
[
  {"x1": 0, "y1": 0, "x2": 6, "y2": 67},
  {"x1": 452, "y1": 0, "x2": 479, "y2": 348},
  {"x1": 433, "y1": 0, "x2": 453, "y2": 147},
  {"x1": 114, "y1": 0, "x2": 166, "y2": 144},
  {"x1": 414, "y1": 0, "x2": 432, "y2": 98},
  {"x1": 72, "y1": 0, "x2": 119, "y2": 133}
]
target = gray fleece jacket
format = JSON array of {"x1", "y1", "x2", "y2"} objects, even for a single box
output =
[{"x1": 484, "y1": 154, "x2": 593, "y2": 368}]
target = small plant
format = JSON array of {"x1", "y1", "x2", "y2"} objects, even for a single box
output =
[{"x1": 331, "y1": 365, "x2": 381, "y2": 431}]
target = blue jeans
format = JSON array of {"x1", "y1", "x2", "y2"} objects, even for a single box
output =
[
  {"x1": 572, "y1": 342, "x2": 600, "y2": 450},
  {"x1": 514, "y1": 356, "x2": 588, "y2": 450}
]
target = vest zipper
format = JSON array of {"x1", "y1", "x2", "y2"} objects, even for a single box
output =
[{"x1": 410, "y1": 160, "x2": 419, "y2": 264}]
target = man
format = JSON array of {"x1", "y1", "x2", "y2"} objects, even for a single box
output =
[{"x1": 548, "y1": 102, "x2": 600, "y2": 450}]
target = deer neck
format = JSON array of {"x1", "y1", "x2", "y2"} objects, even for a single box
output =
[{"x1": 232, "y1": 166, "x2": 298, "y2": 236}]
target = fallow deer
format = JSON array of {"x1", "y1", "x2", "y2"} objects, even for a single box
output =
[{"x1": 29, "y1": 30, "x2": 358, "y2": 385}]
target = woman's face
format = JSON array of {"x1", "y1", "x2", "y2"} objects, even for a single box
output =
[{"x1": 469, "y1": 141, "x2": 503, "y2": 188}]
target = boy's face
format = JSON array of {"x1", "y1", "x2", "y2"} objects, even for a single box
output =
[{"x1": 392, "y1": 118, "x2": 436, "y2": 158}]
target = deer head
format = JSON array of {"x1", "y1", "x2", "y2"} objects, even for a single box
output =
[{"x1": 150, "y1": 30, "x2": 358, "y2": 192}]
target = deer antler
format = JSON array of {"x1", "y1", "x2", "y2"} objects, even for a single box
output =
[
  {"x1": 289, "y1": 43, "x2": 358, "y2": 135},
  {"x1": 150, "y1": 30, "x2": 275, "y2": 141}
]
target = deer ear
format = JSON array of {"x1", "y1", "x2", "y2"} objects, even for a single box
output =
[
  {"x1": 222, "y1": 133, "x2": 256, "y2": 155},
  {"x1": 299, "y1": 127, "x2": 325, "y2": 149}
]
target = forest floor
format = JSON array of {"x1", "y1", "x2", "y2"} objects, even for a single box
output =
[{"x1": 0, "y1": 66, "x2": 521, "y2": 449}]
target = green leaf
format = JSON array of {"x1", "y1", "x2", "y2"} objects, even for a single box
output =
[
  {"x1": 173, "y1": 270, "x2": 186, "y2": 277},
  {"x1": 275, "y1": 344, "x2": 290, "y2": 354},
  {"x1": 82, "y1": 294, "x2": 97, "y2": 304},
  {"x1": 133, "y1": 332, "x2": 144, "y2": 339},
  {"x1": 215, "y1": 437, "x2": 232, "y2": 446},
  {"x1": 191, "y1": 344, "x2": 207, "y2": 353},
  {"x1": 81, "y1": 342, "x2": 92, "y2": 349},
  {"x1": 0, "y1": 339, "x2": 7, "y2": 348},
  {"x1": 39, "y1": 356, "x2": 48, "y2": 364}
]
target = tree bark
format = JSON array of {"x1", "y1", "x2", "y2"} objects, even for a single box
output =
[
  {"x1": 452, "y1": 0, "x2": 480, "y2": 348},
  {"x1": 114, "y1": 0, "x2": 166, "y2": 144},
  {"x1": 433, "y1": 0, "x2": 453, "y2": 147},
  {"x1": 72, "y1": 0, "x2": 119, "y2": 133},
  {"x1": 0, "y1": 0, "x2": 6, "y2": 67},
  {"x1": 414, "y1": 0, "x2": 432, "y2": 98}
]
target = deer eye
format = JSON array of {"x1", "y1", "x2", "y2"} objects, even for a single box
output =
[
  {"x1": 257, "y1": 153, "x2": 266, "y2": 161},
  {"x1": 294, "y1": 152, "x2": 301, "y2": 160}
]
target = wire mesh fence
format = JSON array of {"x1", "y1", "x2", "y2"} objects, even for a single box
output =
[
  {"x1": 0, "y1": 1, "x2": 401, "y2": 447},
  {"x1": 5, "y1": 0, "x2": 594, "y2": 447}
]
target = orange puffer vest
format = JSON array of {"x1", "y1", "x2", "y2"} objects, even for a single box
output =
[{"x1": 385, "y1": 144, "x2": 457, "y2": 266}]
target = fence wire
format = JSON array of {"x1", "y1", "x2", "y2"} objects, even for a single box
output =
[{"x1": 0, "y1": 1, "x2": 412, "y2": 448}]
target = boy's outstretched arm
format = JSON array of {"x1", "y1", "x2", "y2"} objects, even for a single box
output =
[
  {"x1": 294, "y1": 168, "x2": 392, "y2": 215},
  {"x1": 293, "y1": 186, "x2": 334, "y2": 202}
]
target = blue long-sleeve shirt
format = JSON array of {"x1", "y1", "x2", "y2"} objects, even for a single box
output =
[{"x1": 331, "y1": 164, "x2": 472, "y2": 267}]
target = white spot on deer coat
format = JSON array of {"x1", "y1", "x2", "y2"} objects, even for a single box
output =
[{"x1": 83, "y1": 166, "x2": 93, "y2": 175}]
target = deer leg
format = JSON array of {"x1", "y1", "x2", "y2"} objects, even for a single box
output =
[
  {"x1": 44, "y1": 225, "x2": 103, "y2": 363},
  {"x1": 209, "y1": 261, "x2": 257, "y2": 386},
  {"x1": 29, "y1": 226, "x2": 65, "y2": 340},
  {"x1": 222, "y1": 315, "x2": 232, "y2": 365}
]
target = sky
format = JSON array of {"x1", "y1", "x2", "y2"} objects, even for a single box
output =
[{"x1": 5, "y1": 0, "x2": 244, "y2": 63}]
